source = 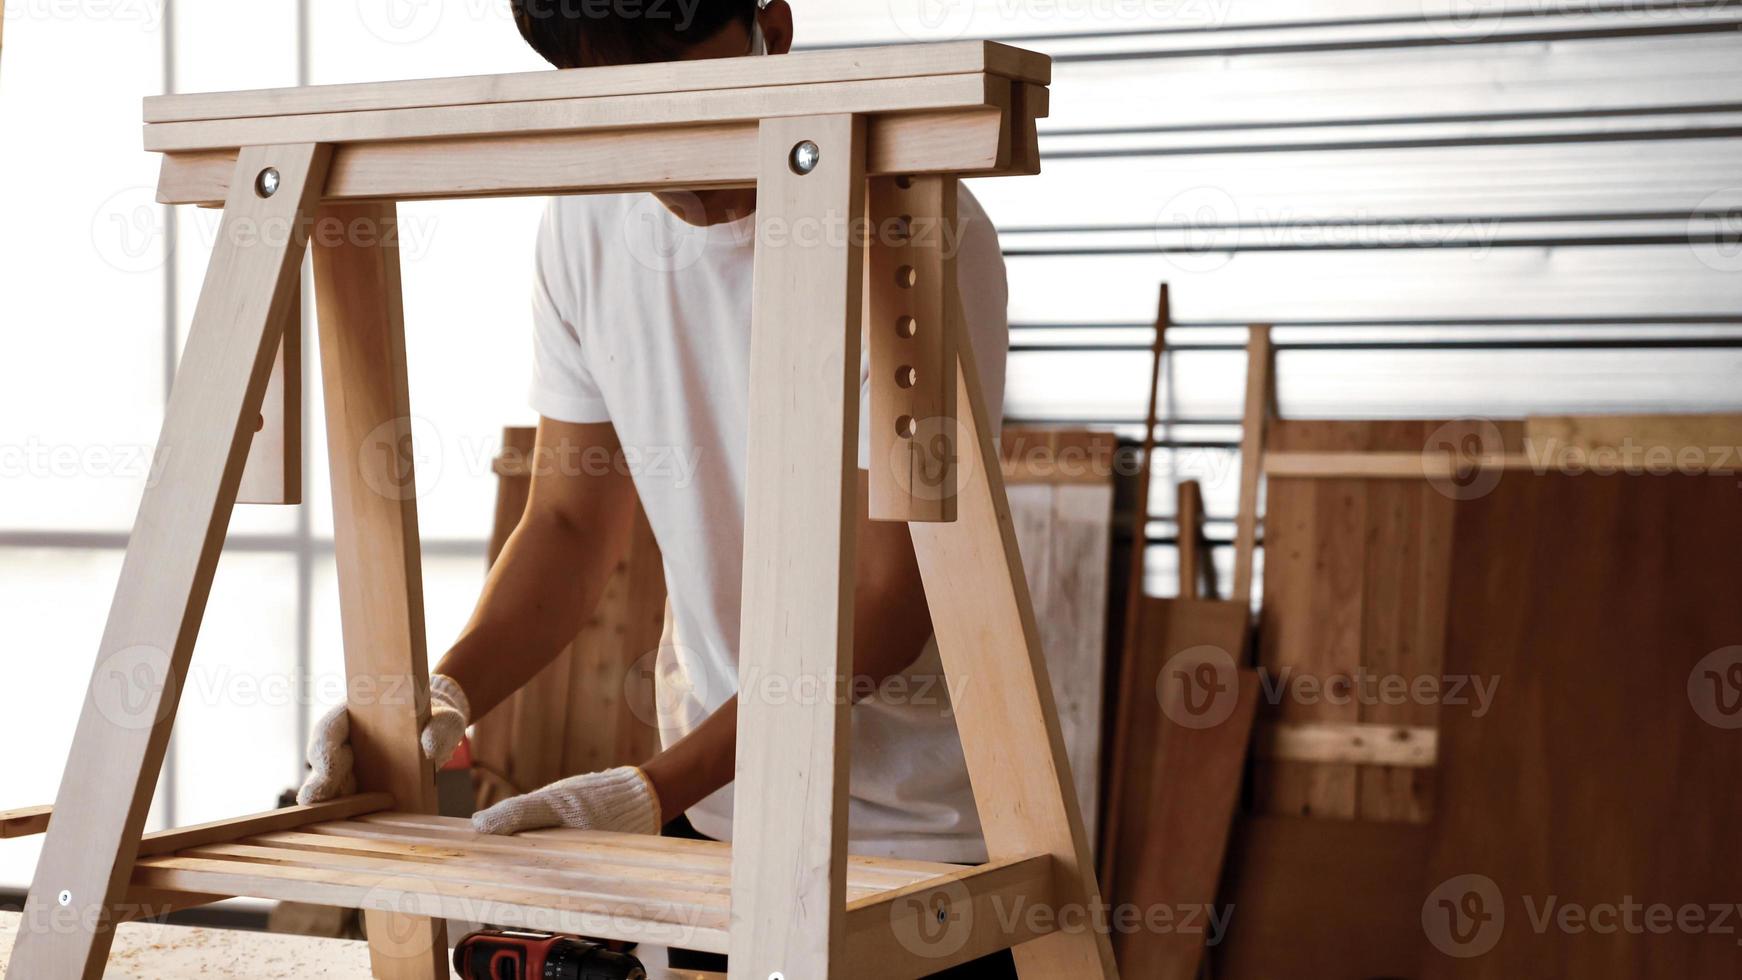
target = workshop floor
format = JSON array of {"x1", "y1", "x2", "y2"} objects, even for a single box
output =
[{"x1": 0, "y1": 911, "x2": 717, "y2": 978}]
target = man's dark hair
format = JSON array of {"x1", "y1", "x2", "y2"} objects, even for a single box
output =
[{"x1": 511, "y1": 0, "x2": 758, "y2": 69}]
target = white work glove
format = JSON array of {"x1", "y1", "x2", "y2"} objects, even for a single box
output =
[
  {"x1": 296, "y1": 674, "x2": 471, "y2": 806},
  {"x1": 471, "y1": 766, "x2": 661, "y2": 836}
]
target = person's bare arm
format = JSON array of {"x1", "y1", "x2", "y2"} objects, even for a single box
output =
[
  {"x1": 641, "y1": 469, "x2": 934, "y2": 820},
  {"x1": 435, "y1": 416, "x2": 637, "y2": 721}
]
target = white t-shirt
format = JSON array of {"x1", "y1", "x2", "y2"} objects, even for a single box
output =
[{"x1": 528, "y1": 189, "x2": 1008, "y2": 864}]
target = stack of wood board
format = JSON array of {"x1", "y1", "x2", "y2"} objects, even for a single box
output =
[
  {"x1": 1247, "y1": 418, "x2": 1524, "y2": 823},
  {"x1": 1219, "y1": 413, "x2": 1742, "y2": 977},
  {"x1": 1219, "y1": 417, "x2": 1527, "y2": 978}
]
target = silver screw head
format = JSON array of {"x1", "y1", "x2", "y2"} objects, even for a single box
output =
[
  {"x1": 255, "y1": 167, "x2": 281, "y2": 198},
  {"x1": 58, "y1": 890, "x2": 72, "y2": 907},
  {"x1": 788, "y1": 141, "x2": 820, "y2": 175}
]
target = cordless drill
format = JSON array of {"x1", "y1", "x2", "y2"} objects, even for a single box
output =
[{"x1": 452, "y1": 929, "x2": 647, "y2": 980}]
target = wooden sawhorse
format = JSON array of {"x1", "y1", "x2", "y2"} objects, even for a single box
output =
[{"x1": 7, "y1": 41, "x2": 1116, "y2": 980}]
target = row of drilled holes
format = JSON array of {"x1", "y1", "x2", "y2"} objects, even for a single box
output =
[{"x1": 891, "y1": 174, "x2": 921, "y2": 438}]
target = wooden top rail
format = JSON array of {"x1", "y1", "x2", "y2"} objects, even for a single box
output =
[
  {"x1": 143, "y1": 41, "x2": 1047, "y2": 123},
  {"x1": 147, "y1": 42, "x2": 1049, "y2": 205}
]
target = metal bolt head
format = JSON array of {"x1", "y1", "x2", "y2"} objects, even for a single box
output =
[
  {"x1": 58, "y1": 890, "x2": 72, "y2": 907},
  {"x1": 255, "y1": 167, "x2": 281, "y2": 198},
  {"x1": 788, "y1": 140, "x2": 820, "y2": 175}
]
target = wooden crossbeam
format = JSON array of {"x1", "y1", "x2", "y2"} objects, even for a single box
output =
[
  {"x1": 144, "y1": 75, "x2": 1004, "y2": 154},
  {"x1": 843, "y1": 856, "x2": 1057, "y2": 979},
  {"x1": 143, "y1": 41, "x2": 1048, "y2": 123},
  {"x1": 155, "y1": 107, "x2": 1027, "y2": 206},
  {"x1": 1254, "y1": 722, "x2": 1439, "y2": 768},
  {"x1": 1265, "y1": 450, "x2": 1530, "y2": 478}
]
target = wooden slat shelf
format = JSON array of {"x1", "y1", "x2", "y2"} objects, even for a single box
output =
[{"x1": 128, "y1": 812, "x2": 999, "y2": 956}]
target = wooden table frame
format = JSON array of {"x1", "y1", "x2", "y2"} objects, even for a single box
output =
[{"x1": 6, "y1": 42, "x2": 1116, "y2": 980}]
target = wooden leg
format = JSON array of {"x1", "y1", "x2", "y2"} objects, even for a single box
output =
[
  {"x1": 7, "y1": 143, "x2": 331, "y2": 980},
  {"x1": 729, "y1": 113, "x2": 867, "y2": 980},
  {"x1": 311, "y1": 201, "x2": 447, "y2": 979},
  {"x1": 909, "y1": 314, "x2": 1121, "y2": 977}
]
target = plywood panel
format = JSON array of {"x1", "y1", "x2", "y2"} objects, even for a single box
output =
[
  {"x1": 1251, "y1": 418, "x2": 1525, "y2": 822},
  {"x1": 1217, "y1": 816, "x2": 1430, "y2": 979},
  {"x1": 1008, "y1": 479, "x2": 1114, "y2": 837},
  {"x1": 1420, "y1": 472, "x2": 1742, "y2": 978},
  {"x1": 1104, "y1": 597, "x2": 1255, "y2": 979}
]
